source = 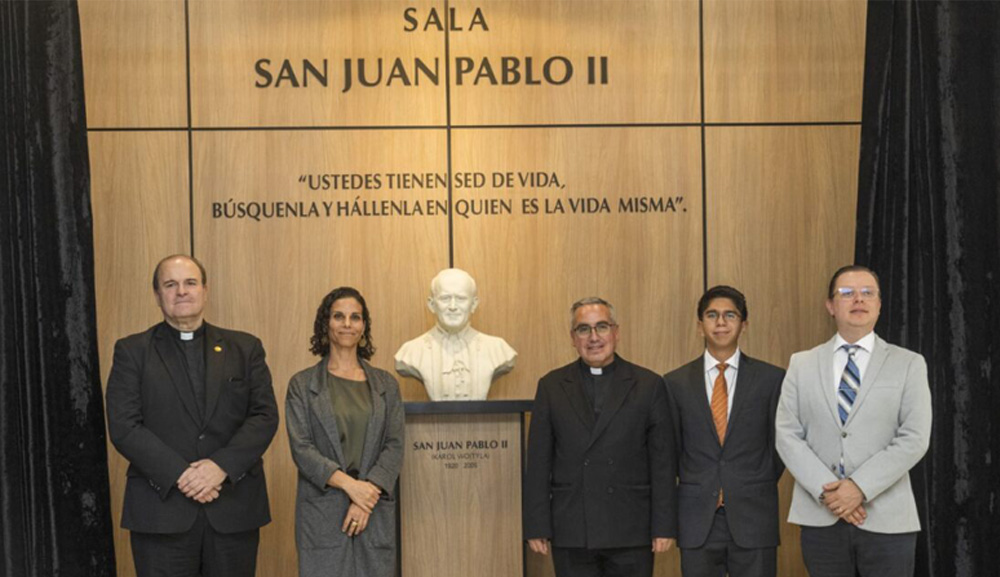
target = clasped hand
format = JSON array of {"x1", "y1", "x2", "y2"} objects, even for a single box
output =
[
  {"x1": 651, "y1": 537, "x2": 675, "y2": 553},
  {"x1": 342, "y1": 503, "x2": 371, "y2": 537},
  {"x1": 177, "y1": 459, "x2": 226, "y2": 503},
  {"x1": 344, "y1": 477, "x2": 381, "y2": 513},
  {"x1": 340, "y1": 478, "x2": 381, "y2": 536},
  {"x1": 821, "y1": 478, "x2": 867, "y2": 526}
]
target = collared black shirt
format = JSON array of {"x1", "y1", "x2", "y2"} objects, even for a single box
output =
[
  {"x1": 578, "y1": 355, "x2": 618, "y2": 417},
  {"x1": 167, "y1": 323, "x2": 207, "y2": 418}
]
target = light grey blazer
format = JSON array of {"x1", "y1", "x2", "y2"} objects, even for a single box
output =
[
  {"x1": 775, "y1": 334, "x2": 931, "y2": 534},
  {"x1": 286, "y1": 358, "x2": 405, "y2": 577}
]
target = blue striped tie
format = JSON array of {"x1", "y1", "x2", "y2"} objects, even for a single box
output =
[{"x1": 838, "y1": 345, "x2": 860, "y2": 425}]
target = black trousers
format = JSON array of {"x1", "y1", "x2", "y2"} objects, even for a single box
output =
[
  {"x1": 800, "y1": 521, "x2": 916, "y2": 577},
  {"x1": 552, "y1": 545, "x2": 654, "y2": 577},
  {"x1": 130, "y1": 509, "x2": 260, "y2": 577},
  {"x1": 680, "y1": 508, "x2": 776, "y2": 577}
]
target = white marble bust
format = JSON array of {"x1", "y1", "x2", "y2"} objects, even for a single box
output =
[{"x1": 394, "y1": 269, "x2": 517, "y2": 401}]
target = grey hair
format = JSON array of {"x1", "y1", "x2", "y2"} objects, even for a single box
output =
[{"x1": 570, "y1": 297, "x2": 617, "y2": 328}]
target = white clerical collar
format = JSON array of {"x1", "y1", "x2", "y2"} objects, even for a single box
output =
[
  {"x1": 583, "y1": 356, "x2": 617, "y2": 376},
  {"x1": 167, "y1": 322, "x2": 204, "y2": 341}
]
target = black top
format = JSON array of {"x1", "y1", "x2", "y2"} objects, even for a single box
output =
[
  {"x1": 167, "y1": 323, "x2": 206, "y2": 417},
  {"x1": 578, "y1": 355, "x2": 619, "y2": 417}
]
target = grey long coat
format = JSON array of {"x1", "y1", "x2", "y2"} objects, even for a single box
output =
[{"x1": 286, "y1": 358, "x2": 405, "y2": 577}]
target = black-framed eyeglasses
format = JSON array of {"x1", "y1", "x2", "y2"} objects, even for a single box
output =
[
  {"x1": 573, "y1": 322, "x2": 616, "y2": 337},
  {"x1": 704, "y1": 311, "x2": 741, "y2": 323}
]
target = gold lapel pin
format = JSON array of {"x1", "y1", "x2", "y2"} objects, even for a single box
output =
[{"x1": 214, "y1": 345, "x2": 222, "y2": 352}]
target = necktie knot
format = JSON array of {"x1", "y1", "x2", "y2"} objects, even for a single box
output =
[
  {"x1": 842, "y1": 344, "x2": 859, "y2": 357},
  {"x1": 717, "y1": 362, "x2": 728, "y2": 373}
]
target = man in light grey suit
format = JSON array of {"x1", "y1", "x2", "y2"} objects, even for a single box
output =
[{"x1": 776, "y1": 265, "x2": 932, "y2": 577}]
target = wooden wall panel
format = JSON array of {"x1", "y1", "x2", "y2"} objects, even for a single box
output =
[
  {"x1": 451, "y1": 127, "x2": 705, "y2": 400},
  {"x1": 188, "y1": 0, "x2": 445, "y2": 127},
  {"x1": 705, "y1": 126, "x2": 860, "y2": 367},
  {"x1": 704, "y1": 0, "x2": 867, "y2": 122},
  {"x1": 89, "y1": 131, "x2": 190, "y2": 577},
  {"x1": 705, "y1": 125, "x2": 860, "y2": 577},
  {"x1": 450, "y1": 0, "x2": 701, "y2": 125},
  {"x1": 191, "y1": 129, "x2": 449, "y2": 575},
  {"x1": 400, "y1": 415, "x2": 523, "y2": 577},
  {"x1": 79, "y1": 0, "x2": 187, "y2": 128}
]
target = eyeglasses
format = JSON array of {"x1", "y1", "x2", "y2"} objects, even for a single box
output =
[
  {"x1": 572, "y1": 322, "x2": 616, "y2": 337},
  {"x1": 833, "y1": 287, "x2": 879, "y2": 301},
  {"x1": 703, "y1": 311, "x2": 741, "y2": 323}
]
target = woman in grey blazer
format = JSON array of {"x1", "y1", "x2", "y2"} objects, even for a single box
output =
[{"x1": 286, "y1": 287, "x2": 405, "y2": 577}]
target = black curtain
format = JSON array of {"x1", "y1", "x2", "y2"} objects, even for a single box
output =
[
  {"x1": 0, "y1": 1, "x2": 116, "y2": 576},
  {"x1": 856, "y1": 1, "x2": 1000, "y2": 576}
]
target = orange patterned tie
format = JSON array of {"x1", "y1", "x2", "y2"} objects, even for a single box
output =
[{"x1": 711, "y1": 362, "x2": 728, "y2": 507}]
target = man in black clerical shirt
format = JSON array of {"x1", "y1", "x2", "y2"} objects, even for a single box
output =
[
  {"x1": 524, "y1": 297, "x2": 677, "y2": 577},
  {"x1": 106, "y1": 255, "x2": 278, "y2": 577}
]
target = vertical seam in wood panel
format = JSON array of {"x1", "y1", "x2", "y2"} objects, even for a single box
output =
[
  {"x1": 184, "y1": 0, "x2": 195, "y2": 256},
  {"x1": 699, "y1": 0, "x2": 708, "y2": 292},
  {"x1": 444, "y1": 0, "x2": 454, "y2": 268}
]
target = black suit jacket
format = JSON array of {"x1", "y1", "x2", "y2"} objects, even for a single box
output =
[
  {"x1": 523, "y1": 356, "x2": 677, "y2": 549},
  {"x1": 663, "y1": 354, "x2": 784, "y2": 549},
  {"x1": 106, "y1": 322, "x2": 279, "y2": 534}
]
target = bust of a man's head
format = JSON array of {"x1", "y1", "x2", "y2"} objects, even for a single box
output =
[{"x1": 428, "y1": 268, "x2": 479, "y2": 334}]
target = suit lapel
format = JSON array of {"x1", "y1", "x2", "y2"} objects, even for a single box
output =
[
  {"x1": 684, "y1": 360, "x2": 722, "y2": 446},
  {"x1": 359, "y1": 360, "x2": 386, "y2": 474},
  {"x1": 726, "y1": 355, "x2": 756, "y2": 443},
  {"x1": 203, "y1": 323, "x2": 225, "y2": 427},
  {"x1": 152, "y1": 323, "x2": 201, "y2": 424},
  {"x1": 309, "y1": 361, "x2": 348, "y2": 467},
  {"x1": 588, "y1": 361, "x2": 637, "y2": 449},
  {"x1": 845, "y1": 336, "x2": 888, "y2": 427},
  {"x1": 819, "y1": 336, "x2": 841, "y2": 424},
  {"x1": 560, "y1": 368, "x2": 596, "y2": 432}
]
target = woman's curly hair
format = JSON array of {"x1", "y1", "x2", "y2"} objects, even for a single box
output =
[{"x1": 309, "y1": 286, "x2": 375, "y2": 360}]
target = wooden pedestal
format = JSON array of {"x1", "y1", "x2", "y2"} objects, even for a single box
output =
[{"x1": 400, "y1": 401, "x2": 533, "y2": 577}]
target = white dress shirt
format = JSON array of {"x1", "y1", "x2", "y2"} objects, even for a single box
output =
[{"x1": 832, "y1": 331, "x2": 876, "y2": 394}]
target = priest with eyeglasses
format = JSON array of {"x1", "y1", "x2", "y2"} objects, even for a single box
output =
[{"x1": 523, "y1": 296, "x2": 677, "y2": 577}]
